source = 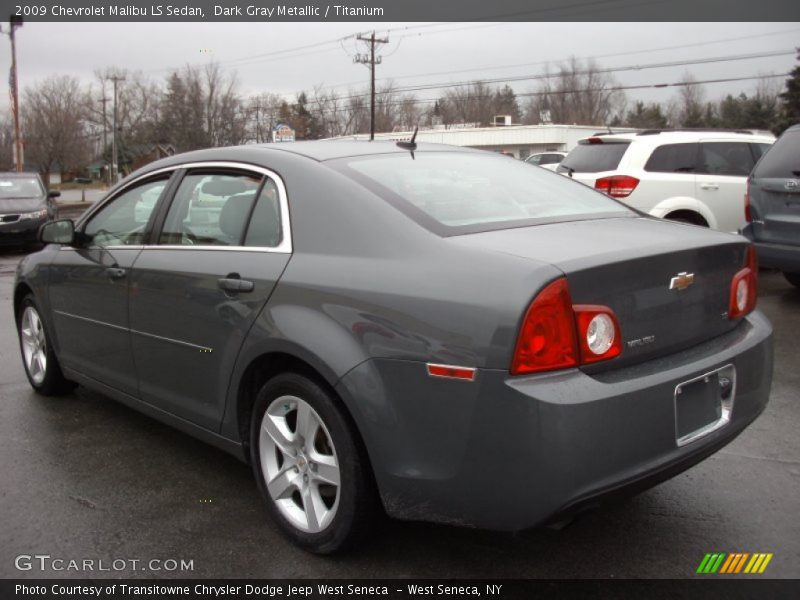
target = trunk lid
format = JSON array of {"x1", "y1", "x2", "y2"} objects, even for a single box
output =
[{"x1": 451, "y1": 217, "x2": 749, "y2": 369}]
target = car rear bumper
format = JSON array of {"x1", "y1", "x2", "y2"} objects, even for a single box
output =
[
  {"x1": 337, "y1": 311, "x2": 773, "y2": 531},
  {"x1": 0, "y1": 217, "x2": 47, "y2": 246},
  {"x1": 740, "y1": 224, "x2": 800, "y2": 273}
]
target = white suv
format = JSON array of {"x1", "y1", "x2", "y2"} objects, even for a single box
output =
[{"x1": 556, "y1": 130, "x2": 774, "y2": 232}]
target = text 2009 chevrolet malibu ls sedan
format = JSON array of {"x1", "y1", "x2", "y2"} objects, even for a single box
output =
[{"x1": 14, "y1": 141, "x2": 772, "y2": 553}]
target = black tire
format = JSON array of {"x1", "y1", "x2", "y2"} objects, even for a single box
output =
[
  {"x1": 250, "y1": 372, "x2": 377, "y2": 554},
  {"x1": 784, "y1": 272, "x2": 800, "y2": 289},
  {"x1": 17, "y1": 294, "x2": 75, "y2": 396},
  {"x1": 666, "y1": 215, "x2": 708, "y2": 227}
]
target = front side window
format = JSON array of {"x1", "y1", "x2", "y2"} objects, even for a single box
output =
[
  {"x1": 160, "y1": 172, "x2": 264, "y2": 246},
  {"x1": 698, "y1": 142, "x2": 756, "y2": 177},
  {"x1": 335, "y1": 152, "x2": 633, "y2": 235},
  {"x1": 83, "y1": 177, "x2": 168, "y2": 247}
]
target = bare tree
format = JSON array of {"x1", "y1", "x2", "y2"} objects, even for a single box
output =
[
  {"x1": 523, "y1": 57, "x2": 625, "y2": 126},
  {"x1": 0, "y1": 111, "x2": 14, "y2": 170},
  {"x1": 246, "y1": 92, "x2": 285, "y2": 142},
  {"x1": 443, "y1": 81, "x2": 494, "y2": 126},
  {"x1": 158, "y1": 62, "x2": 247, "y2": 151},
  {"x1": 23, "y1": 75, "x2": 91, "y2": 185},
  {"x1": 674, "y1": 73, "x2": 707, "y2": 127}
]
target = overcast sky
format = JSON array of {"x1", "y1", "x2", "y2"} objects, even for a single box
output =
[{"x1": 1, "y1": 22, "x2": 798, "y2": 115}]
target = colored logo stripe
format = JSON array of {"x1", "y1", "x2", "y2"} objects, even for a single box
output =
[{"x1": 697, "y1": 552, "x2": 773, "y2": 574}]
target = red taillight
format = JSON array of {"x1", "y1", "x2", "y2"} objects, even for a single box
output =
[
  {"x1": 573, "y1": 305, "x2": 622, "y2": 364},
  {"x1": 511, "y1": 279, "x2": 622, "y2": 375},
  {"x1": 594, "y1": 175, "x2": 640, "y2": 198},
  {"x1": 511, "y1": 278, "x2": 578, "y2": 375},
  {"x1": 728, "y1": 246, "x2": 758, "y2": 320},
  {"x1": 744, "y1": 179, "x2": 752, "y2": 223}
]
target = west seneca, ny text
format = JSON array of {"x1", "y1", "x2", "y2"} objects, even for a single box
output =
[{"x1": 19, "y1": 4, "x2": 386, "y2": 18}]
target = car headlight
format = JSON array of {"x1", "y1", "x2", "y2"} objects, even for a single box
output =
[{"x1": 20, "y1": 209, "x2": 48, "y2": 221}]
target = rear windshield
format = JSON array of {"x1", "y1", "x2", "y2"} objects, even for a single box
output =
[
  {"x1": 557, "y1": 141, "x2": 630, "y2": 174},
  {"x1": 753, "y1": 129, "x2": 800, "y2": 179},
  {"x1": 333, "y1": 152, "x2": 633, "y2": 235},
  {"x1": 0, "y1": 175, "x2": 44, "y2": 200}
]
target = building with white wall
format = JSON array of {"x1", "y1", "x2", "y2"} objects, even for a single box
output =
[{"x1": 338, "y1": 124, "x2": 640, "y2": 159}]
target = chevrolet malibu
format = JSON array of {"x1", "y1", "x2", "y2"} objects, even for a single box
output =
[{"x1": 14, "y1": 141, "x2": 773, "y2": 553}]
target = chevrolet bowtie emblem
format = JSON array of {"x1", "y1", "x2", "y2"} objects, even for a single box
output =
[{"x1": 669, "y1": 272, "x2": 695, "y2": 291}]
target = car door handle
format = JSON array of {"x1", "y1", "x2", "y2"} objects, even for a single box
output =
[
  {"x1": 218, "y1": 278, "x2": 254, "y2": 293},
  {"x1": 107, "y1": 267, "x2": 127, "y2": 279},
  {"x1": 700, "y1": 183, "x2": 719, "y2": 190}
]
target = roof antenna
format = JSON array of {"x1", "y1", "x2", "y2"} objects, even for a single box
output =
[{"x1": 396, "y1": 126, "x2": 418, "y2": 159}]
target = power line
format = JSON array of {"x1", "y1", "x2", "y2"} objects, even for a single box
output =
[
  {"x1": 303, "y1": 72, "x2": 792, "y2": 116},
  {"x1": 323, "y1": 26, "x2": 800, "y2": 91},
  {"x1": 300, "y1": 49, "x2": 796, "y2": 109}
]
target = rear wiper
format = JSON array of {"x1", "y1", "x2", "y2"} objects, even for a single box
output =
[{"x1": 792, "y1": 170, "x2": 800, "y2": 176}]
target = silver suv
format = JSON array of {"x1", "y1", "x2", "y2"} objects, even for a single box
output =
[
  {"x1": 557, "y1": 130, "x2": 774, "y2": 232},
  {"x1": 741, "y1": 124, "x2": 800, "y2": 289}
]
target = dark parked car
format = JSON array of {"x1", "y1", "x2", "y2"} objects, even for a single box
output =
[
  {"x1": 14, "y1": 142, "x2": 773, "y2": 553},
  {"x1": 741, "y1": 124, "x2": 800, "y2": 289},
  {"x1": 0, "y1": 172, "x2": 58, "y2": 246}
]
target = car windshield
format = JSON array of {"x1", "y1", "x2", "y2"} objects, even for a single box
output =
[
  {"x1": 557, "y1": 141, "x2": 630, "y2": 173},
  {"x1": 0, "y1": 175, "x2": 44, "y2": 200},
  {"x1": 336, "y1": 152, "x2": 633, "y2": 234}
]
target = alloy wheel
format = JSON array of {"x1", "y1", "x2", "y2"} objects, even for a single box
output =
[
  {"x1": 259, "y1": 395, "x2": 341, "y2": 533},
  {"x1": 20, "y1": 306, "x2": 47, "y2": 385}
]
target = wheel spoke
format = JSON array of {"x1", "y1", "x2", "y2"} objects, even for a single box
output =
[
  {"x1": 262, "y1": 414, "x2": 296, "y2": 457},
  {"x1": 311, "y1": 453, "x2": 340, "y2": 486},
  {"x1": 267, "y1": 465, "x2": 300, "y2": 500},
  {"x1": 21, "y1": 325, "x2": 34, "y2": 346},
  {"x1": 295, "y1": 401, "x2": 317, "y2": 447},
  {"x1": 35, "y1": 352, "x2": 46, "y2": 376},
  {"x1": 301, "y1": 483, "x2": 325, "y2": 531}
]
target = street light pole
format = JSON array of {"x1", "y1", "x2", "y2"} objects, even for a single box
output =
[
  {"x1": 2, "y1": 16, "x2": 24, "y2": 171},
  {"x1": 108, "y1": 75, "x2": 125, "y2": 183}
]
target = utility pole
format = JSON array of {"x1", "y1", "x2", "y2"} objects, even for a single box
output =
[
  {"x1": 2, "y1": 16, "x2": 24, "y2": 171},
  {"x1": 108, "y1": 75, "x2": 125, "y2": 183},
  {"x1": 354, "y1": 31, "x2": 388, "y2": 140},
  {"x1": 99, "y1": 95, "x2": 109, "y2": 184}
]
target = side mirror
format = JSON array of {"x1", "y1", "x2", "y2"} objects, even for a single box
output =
[
  {"x1": 48, "y1": 190, "x2": 61, "y2": 198},
  {"x1": 40, "y1": 219, "x2": 75, "y2": 245}
]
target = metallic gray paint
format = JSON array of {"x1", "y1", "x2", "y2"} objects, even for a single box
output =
[{"x1": 13, "y1": 141, "x2": 774, "y2": 531}]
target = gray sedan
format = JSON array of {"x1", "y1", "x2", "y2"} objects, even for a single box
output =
[{"x1": 13, "y1": 141, "x2": 773, "y2": 553}]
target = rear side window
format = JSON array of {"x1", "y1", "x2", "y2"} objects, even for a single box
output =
[
  {"x1": 160, "y1": 172, "x2": 262, "y2": 246},
  {"x1": 753, "y1": 130, "x2": 799, "y2": 179},
  {"x1": 698, "y1": 142, "x2": 756, "y2": 177},
  {"x1": 557, "y1": 141, "x2": 629, "y2": 173},
  {"x1": 335, "y1": 152, "x2": 633, "y2": 235},
  {"x1": 644, "y1": 143, "x2": 698, "y2": 173}
]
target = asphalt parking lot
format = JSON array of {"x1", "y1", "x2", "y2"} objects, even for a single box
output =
[{"x1": 0, "y1": 246, "x2": 798, "y2": 579}]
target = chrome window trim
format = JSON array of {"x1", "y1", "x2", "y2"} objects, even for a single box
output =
[{"x1": 78, "y1": 161, "x2": 293, "y2": 254}]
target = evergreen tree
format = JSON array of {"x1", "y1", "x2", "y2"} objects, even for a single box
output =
[{"x1": 777, "y1": 48, "x2": 800, "y2": 134}]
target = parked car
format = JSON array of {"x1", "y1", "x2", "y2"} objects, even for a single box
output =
[
  {"x1": 525, "y1": 151, "x2": 567, "y2": 171},
  {"x1": 741, "y1": 124, "x2": 800, "y2": 289},
  {"x1": 0, "y1": 172, "x2": 59, "y2": 246},
  {"x1": 15, "y1": 142, "x2": 772, "y2": 553},
  {"x1": 556, "y1": 130, "x2": 774, "y2": 232}
]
